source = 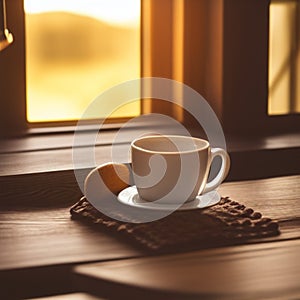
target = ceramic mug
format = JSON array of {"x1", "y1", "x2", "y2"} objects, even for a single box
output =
[{"x1": 131, "y1": 135, "x2": 230, "y2": 204}]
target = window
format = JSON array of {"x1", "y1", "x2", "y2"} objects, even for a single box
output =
[
  {"x1": 0, "y1": 0, "x2": 300, "y2": 137},
  {"x1": 0, "y1": 0, "x2": 299, "y2": 185},
  {"x1": 0, "y1": 0, "x2": 143, "y2": 136},
  {"x1": 170, "y1": 0, "x2": 300, "y2": 134},
  {"x1": 269, "y1": 0, "x2": 300, "y2": 115},
  {"x1": 24, "y1": 0, "x2": 141, "y2": 122}
]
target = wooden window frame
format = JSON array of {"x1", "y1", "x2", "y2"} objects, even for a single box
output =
[
  {"x1": 143, "y1": 0, "x2": 300, "y2": 135},
  {"x1": 0, "y1": 0, "x2": 299, "y2": 138},
  {"x1": 218, "y1": 0, "x2": 300, "y2": 134},
  {"x1": 0, "y1": 0, "x2": 142, "y2": 137},
  {"x1": 0, "y1": 0, "x2": 26, "y2": 137}
]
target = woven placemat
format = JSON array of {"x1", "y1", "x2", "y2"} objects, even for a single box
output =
[{"x1": 70, "y1": 196, "x2": 280, "y2": 251}]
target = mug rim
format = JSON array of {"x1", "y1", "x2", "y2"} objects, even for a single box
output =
[{"x1": 131, "y1": 135, "x2": 209, "y2": 155}]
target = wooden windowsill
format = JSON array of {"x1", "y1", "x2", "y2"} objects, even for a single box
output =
[
  {"x1": 0, "y1": 130, "x2": 299, "y2": 176},
  {"x1": 0, "y1": 129, "x2": 299, "y2": 208}
]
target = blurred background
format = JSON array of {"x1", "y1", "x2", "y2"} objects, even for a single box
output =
[
  {"x1": 24, "y1": 0, "x2": 140, "y2": 122},
  {"x1": 23, "y1": 0, "x2": 299, "y2": 123}
]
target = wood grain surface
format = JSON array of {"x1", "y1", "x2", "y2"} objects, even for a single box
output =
[
  {"x1": 0, "y1": 175, "x2": 299, "y2": 299},
  {"x1": 0, "y1": 207, "x2": 140, "y2": 271},
  {"x1": 0, "y1": 132, "x2": 299, "y2": 178},
  {"x1": 72, "y1": 175, "x2": 300, "y2": 299},
  {"x1": 0, "y1": 176, "x2": 299, "y2": 271},
  {"x1": 74, "y1": 239, "x2": 300, "y2": 299}
]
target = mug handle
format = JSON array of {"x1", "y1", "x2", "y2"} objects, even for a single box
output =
[{"x1": 202, "y1": 148, "x2": 230, "y2": 194}]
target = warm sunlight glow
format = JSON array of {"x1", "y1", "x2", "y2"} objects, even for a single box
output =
[
  {"x1": 24, "y1": 0, "x2": 140, "y2": 27},
  {"x1": 25, "y1": 0, "x2": 140, "y2": 122},
  {"x1": 268, "y1": 0, "x2": 300, "y2": 115}
]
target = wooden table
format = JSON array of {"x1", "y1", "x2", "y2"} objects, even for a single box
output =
[
  {"x1": 1, "y1": 175, "x2": 300, "y2": 299},
  {"x1": 74, "y1": 175, "x2": 300, "y2": 299}
]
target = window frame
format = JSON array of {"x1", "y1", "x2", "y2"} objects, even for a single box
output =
[
  {"x1": 0, "y1": 0, "x2": 299, "y2": 138},
  {"x1": 177, "y1": 0, "x2": 300, "y2": 135},
  {"x1": 0, "y1": 0, "x2": 143, "y2": 136},
  {"x1": 220, "y1": 0, "x2": 300, "y2": 134},
  {"x1": 0, "y1": 0, "x2": 26, "y2": 137}
]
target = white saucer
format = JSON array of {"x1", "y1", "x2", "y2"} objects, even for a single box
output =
[{"x1": 117, "y1": 186, "x2": 221, "y2": 211}]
